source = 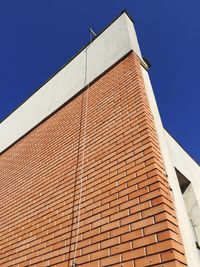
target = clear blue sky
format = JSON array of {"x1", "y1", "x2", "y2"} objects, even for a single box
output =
[{"x1": 0, "y1": 1, "x2": 199, "y2": 163}]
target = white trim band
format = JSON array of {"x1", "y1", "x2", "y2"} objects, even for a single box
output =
[{"x1": 0, "y1": 13, "x2": 145, "y2": 153}]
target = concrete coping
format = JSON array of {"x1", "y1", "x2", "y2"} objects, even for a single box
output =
[{"x1": 0, "y1": 11, "x2": 147, "y2": 153}]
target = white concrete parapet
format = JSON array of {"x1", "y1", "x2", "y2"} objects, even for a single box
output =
[{"x1": 0, "y1": 12, "x2": 146, "y2": 153}]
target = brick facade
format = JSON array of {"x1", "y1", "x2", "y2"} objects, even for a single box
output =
[{"x1": 0, "y1": 53, "x2": 187, "y2": 266}]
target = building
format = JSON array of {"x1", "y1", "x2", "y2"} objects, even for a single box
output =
[{"x1": 0, "y1": 11, "x2": 200, "y2": 267}]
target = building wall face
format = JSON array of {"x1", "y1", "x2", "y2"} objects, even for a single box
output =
[{"x1": 0, "y1": 53, "x2": 187, "y2": 266}]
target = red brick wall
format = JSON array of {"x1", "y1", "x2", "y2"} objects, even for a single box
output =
[{"x1": 0, "y1": 52, "x2": 187, "y2": 267}]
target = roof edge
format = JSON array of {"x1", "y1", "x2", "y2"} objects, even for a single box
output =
[{"x1": 0, "y1": 11, "x2": 144, "y2": 153}]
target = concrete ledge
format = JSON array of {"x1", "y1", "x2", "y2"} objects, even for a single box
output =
[{"x1": 0, "y1": 12, "x2": 146, "y2": 153}]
